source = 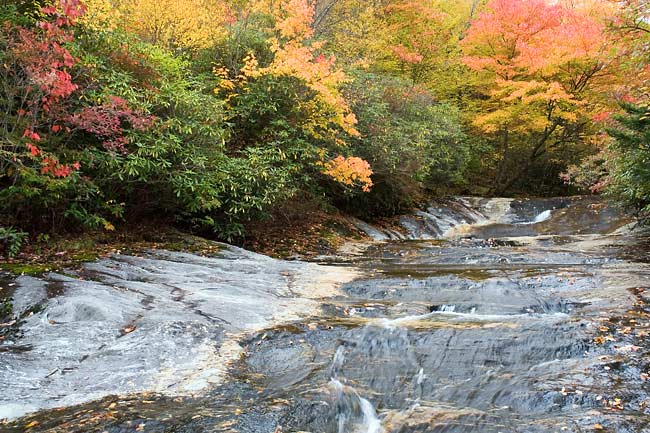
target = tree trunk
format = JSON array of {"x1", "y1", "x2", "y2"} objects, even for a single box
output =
[{"x1": 494, "y1": 122, "x2": 559, "y2": 196}]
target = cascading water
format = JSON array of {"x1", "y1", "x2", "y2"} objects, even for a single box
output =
[
  {"x1": 329, "y1": 379, "x2": 383, "y2": 433},
  {"x1": 2, "y1": 195, "x2": 648, "y2": 433},
  {"x1": 531, "y1": 209, "x2": 552, "y2": 224},
  {"x1": 327, "y1": 339, "x2": 384, "y2": 433},
  {"x1": 350, "y1": 196, "x2": 517, "y2": 240},
  {"x1": 352, "y1": 196, "x2": 632, "y2": 240}
]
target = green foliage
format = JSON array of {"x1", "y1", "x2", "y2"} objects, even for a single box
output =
[
  {"x1": 336, "y1": 72, "x2": 469, "y2": 217},
  {"x1": 76, "y1": 31, "x2": 296, "y2": 238},
  {"x1": 0, "y1": 297, "x2": 11, "y2": 320},
  {"x1": 205, "y1": 12, "x2": 275, "y2": 72},
  {"x1": 607, "y1": 102, "x2": 650, "y2": 214},
  {"x1": 0, "y1": 4, "x2": 356, "y2": 241},
  {"x1": 0, "y1": 226, "x2": 28, "y2": 258},
  {"x1": 0, "y1": 1, "x2": 42, "y2": 24}
]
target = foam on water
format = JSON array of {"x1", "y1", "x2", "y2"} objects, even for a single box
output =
[
  {"x1": 359, "y1": 397, "x2": 383, "y2": 433},
  {"x1": 516, "y1": 209, "x2": 552, "y2": 225},
  {"x1": 329, "y1": 379, "x2": 384, "y2": 433}
]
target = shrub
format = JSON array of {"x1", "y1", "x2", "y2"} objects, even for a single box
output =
[
  {"x1": 0, "y1": 227, "x2": 28, "y2": 258},
  {"x1": 606, "y1": 101, "x2": 650, "y2": 215},
  {"x1": 335, "y1": 72, "x2": 469, "y2": 217}
]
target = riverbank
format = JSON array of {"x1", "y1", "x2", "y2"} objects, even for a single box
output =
[{"x1": 0, "y1": 206, "x2": 370, "y2": 278}]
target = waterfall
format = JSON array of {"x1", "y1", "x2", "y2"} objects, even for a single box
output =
[
  {"x1": 350, "y1": 197, "x2": 517, "y2": 240},
  {"x1": 329, "y1": 378, "x2": 384, "y2": 433},
  {"x1": 533, "y1": 209, "x2": 552, "y2": 223}
]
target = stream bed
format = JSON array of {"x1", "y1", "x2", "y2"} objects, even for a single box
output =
[{"x1": 2, "y1": 196, "x2": 650, "y2": 432}]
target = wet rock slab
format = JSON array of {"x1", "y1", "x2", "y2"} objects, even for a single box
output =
[
  {"x1": 0, "y1": 246, "x2": 358, "y2": 420},
  {"x1": 3, "y1": 196, "x2": 650, "y2": 433}
]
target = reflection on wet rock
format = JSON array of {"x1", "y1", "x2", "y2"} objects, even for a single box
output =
[{"x1": 3, "y1": 196, "x2": 650, "y2": 433}]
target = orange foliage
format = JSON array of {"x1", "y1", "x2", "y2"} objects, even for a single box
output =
[
  {"x1": 274, "y1": 0, "x2": 314, "y2": 40},
  {"x1": 224, "y1": 0, "x2": 359, "y2": 138},
  {"x1": 462, "y1": 0, "x2": 612, "y2": 79},
  {"x1": 390, "y1": 45, "x2": 424, "y2": 64},
  {"x1": 323, "y1": 156, "x2": 373, "y2": 192},
  {"x1": 461, "y1": 0, "x2": 621, "y2": 134}
]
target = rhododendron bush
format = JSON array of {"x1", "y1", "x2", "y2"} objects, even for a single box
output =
[
  {"x1": 0, "y1": 0, "x2": 161, "y2": 231},
  {"x1": 213, "y1": 0, "x2": 375, "y2": 208}
]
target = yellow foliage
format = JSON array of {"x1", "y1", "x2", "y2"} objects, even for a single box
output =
[
  {"x1": 323, "y1": 156, "x2": 373, "y2": 192},
  {"x1": 80, "y1": 0, "x2": 122, "y2": 30},
  {"x1": 220, "y1": 0, "x2": 359, "y2": 138},
  {"x1": 88, "y1": 0, "x2": 231, "y2": 49}
]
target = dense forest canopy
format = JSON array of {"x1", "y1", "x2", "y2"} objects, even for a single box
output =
[{"x1": 1, "y1": 0, "x2": 650, "y2": 246}]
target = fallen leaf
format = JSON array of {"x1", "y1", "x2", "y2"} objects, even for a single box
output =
[{"x1": 593, "y1": 423, "x2": 604, "y2": 430}]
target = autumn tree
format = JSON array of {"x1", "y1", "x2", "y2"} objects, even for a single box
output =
[
  {"x1": 1, "y1": 0, "x2": 158, "y2": 231},
  {"x1": 313, "y1": 0, "x2": 479, "y2": 93},
  {"x1": 215, "y1": 0, "x2": 372, "y2": 191},
  {"x1": 1, "y1": 0, "x2": 87, "y2": 181},
  {"x1": 380, "y1": 0, "x2": 475, "y2": 86},
  {"x1": 83, "y1": 0, "x2": 232, "y2": 49},
  {"x1": 461, "y1": 0, "x2": 621, "y2": 194}
]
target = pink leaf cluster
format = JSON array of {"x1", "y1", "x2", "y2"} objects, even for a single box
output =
[
  {"x1": 42, "y1": 0, "x2": 87, "y2": 27},
  {"x1": 390, "y1": 45, "x2": 424, "y2": 64},
  {"x1": 12, "y1": 26, "x2": 79, "y2": 113},
  {"x1": 462, "y1": 0, "x2": 608, "y2": 78},
  {"x1": 68, "y1": 96, "x2": 155, "y2": 153}
]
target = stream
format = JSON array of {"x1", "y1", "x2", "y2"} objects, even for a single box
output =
[{"x1": 2, "y1": 196, "x2": 650, "y2": 432}]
